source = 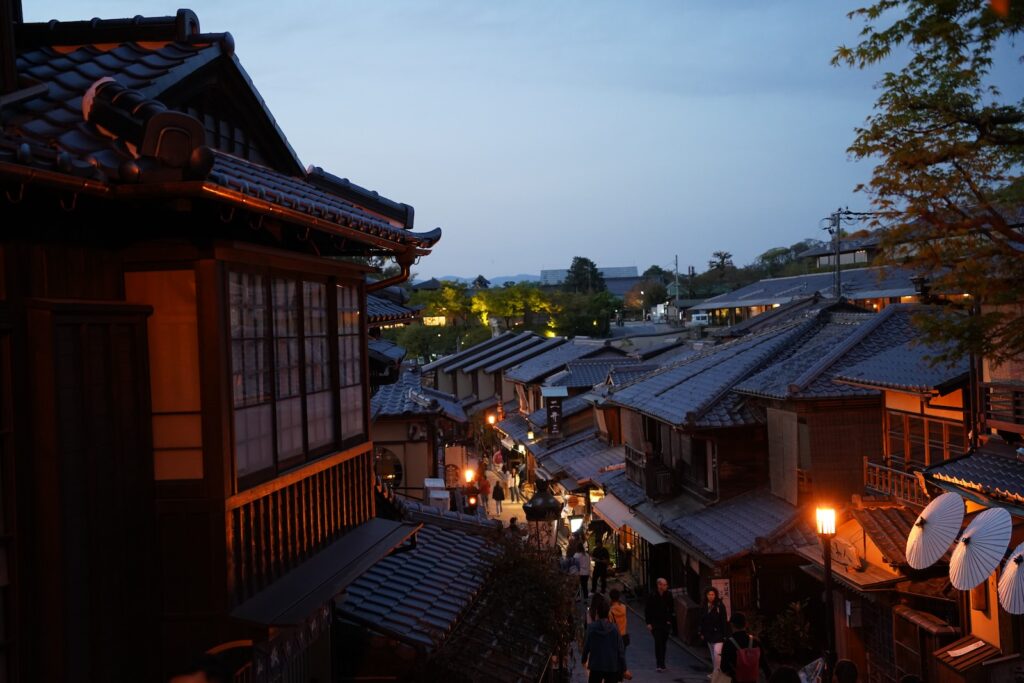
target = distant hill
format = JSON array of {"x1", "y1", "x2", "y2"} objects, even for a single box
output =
[{"x1": 415, "y1": 274, "x2": 542, "y2": 286}]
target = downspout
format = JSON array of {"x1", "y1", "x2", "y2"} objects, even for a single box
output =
[{"x1": 366, "y1": 251, "x2": 415, "y2": 292}]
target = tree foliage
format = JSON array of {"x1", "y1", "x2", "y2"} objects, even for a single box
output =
[
  {"x1": 550, "y1": 291, "x2": 617, "y2": 337},
  {"x1": 836, "y1": 0, "x2": 1024, "y2": 363},
  {"x1": 563, "y1": 256, "x2": 606, "y2": 294}
]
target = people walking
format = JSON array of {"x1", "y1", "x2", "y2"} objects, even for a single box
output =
[
  {"x1": 608, "y1": 589, "x2": 629, "y2": 649},
  {"x1": 644, "y1": 577, "x2": 675, "y2": 673},
  {"x1": 477, "y1": 477, "x2": 491, "y2": 515},
  {"x1": 581, "y1": 601, "x2": 627, "y2": 683},
  {"x1": 508, "y1": 469, "x2": 521, "y2": 503},
  {"x1": 575, "y1": 546, "x2": 592, "y2": 600},
  {"x1": 492, "y1": 480, "x2": 505, "y2": 515},
  {"x1": 720, "y1": 612, "x2": 771, "y2": 683},
  {"x1": 591, "y1": 540, "x2": 610, "y2": 594},
  {"x1": 699, "y1": 587, "x2": 729, "y2": 674}
]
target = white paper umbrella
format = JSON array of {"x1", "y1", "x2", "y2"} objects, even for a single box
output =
[
  {"x1": 906, "y1": 492, "x2": 965, "y2": 569},
  {"x1": 950, "y1": 507, "x2": 1012, "y2": 590},
  {"x1": 998, "y1": 540, "x2": 1024, "y2": 614}
]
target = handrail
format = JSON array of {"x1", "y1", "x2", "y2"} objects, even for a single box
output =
[{"x1": 863, "y1": 457, "x2": 929, "y2": 507}]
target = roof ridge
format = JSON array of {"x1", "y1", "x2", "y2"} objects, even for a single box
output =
[
  {"x1": 16, "y1": 9, "x2": 204, "y2": 48},
  {"x1": 787, "y1": 304, "x2": 902, "y2": 395},
  {"x1": 685, "y1": 318, "x2": 816, "y2": 424}
]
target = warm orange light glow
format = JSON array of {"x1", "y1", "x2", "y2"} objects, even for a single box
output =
[
  {"x1": 464, "y1": 468, "x2": 475, "y2": 483},
  {"x1": 487, "y1": 414, "x2": 496, "y2": 425},
  {"x1": 527, "y1": 430, "x2": 535, "y2": 441},
  {"x1": 468, "y1": 496, "x2": 477, "y2": 506},
  {"x1": 816, "y1": 507, "x2": 836, "y2": 536}
]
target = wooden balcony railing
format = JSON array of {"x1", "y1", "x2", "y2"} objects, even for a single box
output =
[
  {"x1": 983, "y1": 382, "x2": 1024, "y2": 434},
  {"x1": 225, "y1": 445, "x2": 374, "y2": 606},
  {"x1": 863, "y1": 458, "x2": 929, "y2": 507}
]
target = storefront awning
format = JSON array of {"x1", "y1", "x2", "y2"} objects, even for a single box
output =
[
  {"x1": 500, "y1": 436, "x2": 515, "y2": 450},
  {"x1": 594, "y1": 496, "x2": 632, "y2": 529},
  {"x1": 232, "y1": 518, "x2": 420, "y2": 627},
  {"x1": 627, "y1": 514, "x2": 669, "y2": 546},
  {"x1": 594, "y1": 495, "x2": 668, "y2": 545}
]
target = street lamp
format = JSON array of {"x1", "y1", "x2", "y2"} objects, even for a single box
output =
[
  {"x1": 464, "y1": 468, "x2": 475, "y2": 484},
  {"x1": 487, "y1": 413, "x2": 496, "y2": 426},
  {"x1": 523, "y1": 479, "x2": 561, "y2": 550},
  {"x1": 816, "y1": 506, "x2": 838, "y2": 683}
]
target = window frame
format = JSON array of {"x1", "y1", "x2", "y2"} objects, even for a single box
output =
[{"x1": 227, "y1": 264, "x2": 366, "y2": 490}]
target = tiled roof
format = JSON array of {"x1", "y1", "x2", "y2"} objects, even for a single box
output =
[
  {"x1": 834, "y1": 340, "x2": 968, "y2": 394},
  {"x1": 599, "y1": 470, "x2": 647, "y2": 508},
  {"x1": 461, "y1": 334, "x2": 547, "y2": 373},
  {"x1": 526, "y1": 428, "x2": 597, "y2": 462},
  {"x1": 495, "y1": 414, "x2": 531, "y2": 443},
  {"x1": 368, "y1": 338, "x2": 407, "y2": 365},
  {"x1": 608, "y1": 321, "x2": 810, "y2": 426},
  {"x1": 367, "y1": 294, "x2": 419, "y2": 325},
  {"x1": 564, "y1": 445, "x2": 625, "y2": 484},
  {"x1": 371, "y1": 370, "x2": 466, "y2": 422},
  {"x1": 548, "y1": 357, "x2": 642, "y2": 388},
  {"x1": 3, "y1": 17, "x2": 440, "y2": 253},
  {"x1": 608, "y1": 363, "x2": 661, "y2": 386},
  {"x1": 849, "y1": 506, "x2": 921, "y2": 567},
  {"x1": 663, "y1": 490, "x2": 800, "y2": 564},
  {"x1": 736, "y1": 305, "x2": 939, "y2": 400},
  {"x1": 527, "y1": 394, "x2": 592, "y2": 429},
  {"x1": 710, "y1": 294, "x2": 862, "y2": 339},
  {"x1": 540, "y1": 434, "x2": 609, "y2": 472},
  {"x1": 504, "y1": 341, "x2": 621, "y2": 384},
  {"x1": 441, "y1": 333, "x2": 538, "y2": 374},
  {"x1": 691, "y1": 267, "x2": 916, "y2": 311},
  {"x1": 421, "y1": 332, "x2": 517, "y2": 372},
  {"x1": 925, "y1": 440, "x2": 1024, "y2": 508},
  {"x1": 733, "y1": 311, "x2": 876, "y2": 399},
  {"x1": 393, "y1": 497, "x2": 502, "y2": 535},
  {"x1": 338, "y1": 525, "x2": 494, "y2": 649},
  {"x1": 482, "y1": 336, "x2": 567, "y2": 374}
]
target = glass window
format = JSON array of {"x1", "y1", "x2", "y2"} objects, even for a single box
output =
[
  {"x1": 337, "y1": 284, "x2": 364, "y2": 444},
  {"x1": 229, "y1": 269, "x2": 366, "y2": 486}
]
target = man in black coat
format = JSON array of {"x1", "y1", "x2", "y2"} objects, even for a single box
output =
[{"x1": 644, "y1": 577, "x2": 675, "y2": 672}]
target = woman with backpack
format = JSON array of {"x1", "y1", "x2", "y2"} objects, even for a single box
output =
[
  {"x1": 719, "y1": 613, "x2": 771, "y2": 683},
  {"x1": 699, "y1": 587, "x2": 729, "y2": 674}
]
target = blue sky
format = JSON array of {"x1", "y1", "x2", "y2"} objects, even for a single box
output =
[{"x1": 31, "y1": 1, "x2": 888, "y2": 279}]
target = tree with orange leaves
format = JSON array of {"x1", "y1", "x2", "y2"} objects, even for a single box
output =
[{"x1": 836, "y1": 1, "x2": 1024, "y2": 364}]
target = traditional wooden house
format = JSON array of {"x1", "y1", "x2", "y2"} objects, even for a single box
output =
[
  {"x1": 0, "y1": 6, "x2": 440, "y2": 680},
  {"x1": 370, "y1": 368, "x2": 468, "y2": 498}
]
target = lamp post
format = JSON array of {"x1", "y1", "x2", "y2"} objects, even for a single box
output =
[
  {"x1": 816, "y1": 506, "x2": 837, "y2": 683},
  {"x1": 523, "y1": 479, "x2": 561, "y2": 550}
]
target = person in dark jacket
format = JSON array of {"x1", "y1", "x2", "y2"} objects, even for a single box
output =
[
  {"x1": 581, "y1": 601, "x2": 626, "y2": 683},
  {"x1": 699, "y1": 587, "x2": 729, "y2": 672},
  {"x1": 492, "y1": 480, "x2": 505, "y2": 515},
  {"x1": 591, "y1": 540, "x2": 611, "y2": 594},
  {"x1": 644, "y1": 577, "x2": 675, "y2": 672},
  {"x1": 720, "y1": 612, "x2": 771, "y2": 683}
]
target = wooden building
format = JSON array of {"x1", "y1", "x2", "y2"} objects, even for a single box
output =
[{"x1": 0, "y1": 6, "x2": 440, "y2": 680}]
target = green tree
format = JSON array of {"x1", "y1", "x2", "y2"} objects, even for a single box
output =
[
  {"x1": 708, "y1": 251, "x2": 734, "y2": 271},
  {"x1": 472, "y1": 274, "x2": 490, "y2": 290},
  {"x1": 550, "y1": 291, "x2": 617, "y2": 337},
  {"x1": 642, "y1": 264, "x2": 671, "y2": 283},
  {"x1": 836, "y1": 0, "x2": 1024, "y2": 363},
  {"x1": 562, "y1": 256, "x2": 606, "y2": 294}
]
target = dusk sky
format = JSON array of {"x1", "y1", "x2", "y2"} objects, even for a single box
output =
[{"x1": 32, "y1": 1, "x2": 888, "y2": 280}]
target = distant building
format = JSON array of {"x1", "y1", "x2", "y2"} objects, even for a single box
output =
[
  {"x1": 799, "y1": 232, "x2": 882, "y2": 268},
  {"x1": 540, "y1": 265, "x2": 639, "y2": 286}
]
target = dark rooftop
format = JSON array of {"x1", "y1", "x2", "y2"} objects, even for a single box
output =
[
  {"x1": 608, "y1": 320, "x2": 810, "y2": 426},
  {"x1": 834, "y1": 340, "x2": 968, "y2": 395},
  {"x1": 925, "y1": 439, "x2": 1024, "y2": 509},
  {"x1": 691, "y1": 267, "x2": 916, "y2": 311},
  {"x1": 547, "y1": 357, "x2": 643, "y2": 389},
  {"x1": 849, "y1": 505, "x2": 922, "y2": 567},
  {"x1": 371, "y1": 370, "x2": 466, "y2": 422},
  {"x1": 367, "y1": 293, "x2": 420, "y2": 326},
  {"x1": 505, "y1": 341, "x2": 625, "y2": 385},
  {"x1": 338, "y1": 525, "x2": 494, "y2": 650},
  {"x1": 662, "y1": 490, "x2": 800, "y2": 565},
  {"x1": 421, "y1": 332, "x2": 517, "y2": 373}
]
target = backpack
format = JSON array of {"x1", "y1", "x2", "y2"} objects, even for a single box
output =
[{"x1": 729, "y1": 634, "x2": 761, "y2": 683}]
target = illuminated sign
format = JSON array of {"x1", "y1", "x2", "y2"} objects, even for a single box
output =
[{"x1": 423, "y1": 316, "x2": 446, "y2": 326}]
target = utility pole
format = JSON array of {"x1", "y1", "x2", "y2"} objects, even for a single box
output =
[
  {"x1": 674, "y1": 255, "x2": 680, "y2": 308},
  {"x1": 820, "y1": 208, "x2": 876, "y2": 300}
]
